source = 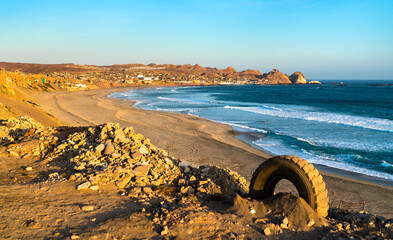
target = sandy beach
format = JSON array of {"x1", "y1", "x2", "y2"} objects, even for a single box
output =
[{"x1": 31, "y1": 87, "x2": 393, "y2": 218}]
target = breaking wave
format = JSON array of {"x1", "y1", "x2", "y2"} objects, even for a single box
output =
[{"x1": 224, "y1": 105, "x2": 393, "y2": 133}]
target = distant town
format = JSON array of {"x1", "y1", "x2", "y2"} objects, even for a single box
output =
[{"x1": 0, "y1": 62, "x2": 320, "y2": 92}]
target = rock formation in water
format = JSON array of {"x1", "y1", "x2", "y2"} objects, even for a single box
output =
[{"x1": 289, "y1": 72, "x2": 307, "y2": 84}]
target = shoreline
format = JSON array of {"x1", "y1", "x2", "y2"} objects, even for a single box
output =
[
  {"x1": 113, "y1": 85, "x2": 393, "y2": 189},
  {"x1": 31, "y1": 86, "x2": 393, "y2": 218}
]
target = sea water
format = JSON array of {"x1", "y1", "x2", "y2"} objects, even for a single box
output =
[{"x1": 109, "y1": 81, "x2": 393, "y2": 184}]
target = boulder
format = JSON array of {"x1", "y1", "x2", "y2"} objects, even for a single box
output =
[{"x1": 77, "y1": 182, "x2": 91, "y2": 190}]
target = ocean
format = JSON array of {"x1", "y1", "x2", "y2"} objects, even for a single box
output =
[{"x1": 109, "y1": 81, "x2": 393, "y2": 184}]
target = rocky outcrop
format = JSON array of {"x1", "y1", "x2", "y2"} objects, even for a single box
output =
[
  {"x1": 289, "y1": 72, "x2": 307, "y2": 84},
  {"x1": 308, "y1": 81, "x2": 322, "y2": 84},
  {"x1": 221, "y1": 67, "x2": 237, "y2": 74},
  {"x1": 260, "y1": 69, "x2": 292, "y2": 84},
  {"x1": 189, "y1": 64, "x2": 206, "y2": 71}
]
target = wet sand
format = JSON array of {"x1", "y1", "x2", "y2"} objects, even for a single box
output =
[{"x1": 31, "y1": 87, "x2": 393, "y2": 218}]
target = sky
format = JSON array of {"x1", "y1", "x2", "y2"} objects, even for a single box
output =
[{"x1": 0, "y1": 0, "x2": 392, "y2": 79}]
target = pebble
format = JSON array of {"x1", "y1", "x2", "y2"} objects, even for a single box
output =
[
  {"x1": 77, "y1": 182, "x2": 91, "y2": 190},
  {"x1": 179, "y1": 162, "x2": 189, "y2": 168},
  {"x1": 161, "y1": 226, "x2": 169, "y2": 235},
  {"x1": 307, "y1": 219, "x2": 315, "y2": 227},
  {"x1": 25, "y1": 167, "x2": 33, "y2": 171},
  {"x1": 89, "y1": 185, "x2": 99, "y2": 191},
  {"x1": 263, "y1": 228, "x2": 271, "y2": 236},
  {"x1": 343, "y1": 221, "x2": 350, "y2": 230},
  {"x1": 139, "y1": 145, "x2": 149, "y2": 154},
  {"x1": 95, "y1": 143, "x2": 105, "y2": 152},
  {"x1": 103, "y1": 143, "x2": 114, "y2": 155},
  {"x1": 250, "y1": 207, "x2": 256, "y2": 214},
  {"x1": 180, "y1": 186, "x2": 194, "y2": 195},
  {"x1": 82, "y1": 205, "x2": 94, "y2": 211}
]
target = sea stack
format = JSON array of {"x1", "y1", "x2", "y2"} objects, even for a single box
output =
[{"x1": 289, "y1": 72, "x2": 307, "y2": 84}]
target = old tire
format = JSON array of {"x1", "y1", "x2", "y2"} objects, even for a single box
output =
[{"x1": 249, "y1": 155, "x2": 329, "y2": 217}]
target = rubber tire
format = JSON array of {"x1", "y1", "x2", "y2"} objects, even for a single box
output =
[{"x1": 249, "y1": 155, "x2": 329, "y2": 217}]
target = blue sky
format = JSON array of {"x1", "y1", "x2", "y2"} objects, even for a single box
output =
[{"x1": 0, "y1": 0, "x2": 392, "y2": 79}]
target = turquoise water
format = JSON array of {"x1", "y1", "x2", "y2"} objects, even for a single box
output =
[{"x1": 109, "y1": 81, "x2": 393, "y2": 183}]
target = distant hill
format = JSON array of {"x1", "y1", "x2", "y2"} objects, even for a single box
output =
[{"x1": 0, "y1": 62, "x2": 309, "y2": 85}]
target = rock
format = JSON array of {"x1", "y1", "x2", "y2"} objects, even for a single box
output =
[
  {"x1": 161, "y1": 226, "x2": 169, "y2": 235},
  {"x1": 289, "y1": 72, "x2": 307, "y2": 84},
  {"x1": 129, "y1": 187, "x2": 142, "y2": 197},
  {"x1": 250, "y1": 207, "x2": 256, "y2": 214},
  {"x1": 139, "y1": 145, "x2": 149, "y2": 154},
  {"x1": 8, "y1": 150, "x2": 19, "y2": 157},
  {"x1": 82, "y1": 205, "x2": 94, "y2": 211},
  {"x1": 178, "y1": 179, "x2": 186, "y2": 186},
  {"x1": 103, "y1": 143, "x2": 115, "y2": 155},
  {"x1": 131, "y1": 151, "x2": 142, "y2": 160},
  {"x1": 184, "y1": 167, "x2": 191, "y2": 174},
  {"x1": 263, "y1": 227, "x2": 271, "y2": 236},
  {"x1": 343, "y1": 222, "x2": 350, "y2": 230},
  {"x1": 308, "y1": 81, "x2": 321, "y2": 84},
  {"x1": 165, "y1": 158, "x2": 173, "y2": 165},
  {"x1": 89, "y1": 185, "x2": 99, "y2": 191},
  {"x1": 179, "y1": 162, "x2": 189, "y2": 168},
  {"x1": 25, "y1": 167, "x2": 33, "y2": 171},
  {"x1": 116, "y1": 172, "x2": 133, "y2": 189},
  {"x1": 143, "y1": 187, "x2": 152, "y2": 194},
  {"x1": 111, "y1": 153, "x2": 121, "y2": 158},
  {"x1": 114, "y1": 129, "x2": 126, "y2": 141},
  {"x1": 336, "y1": 223, "x2": 343, "y2": 230},
  {"x1": 255, "y1": 218, "x2": 268, "y2": 224},
  {"x1": 77, "y1": 182, "x2": 91, "y2": 190},
  {"x1": 281, "y1": 217, "x2": 289, "y2": 228},
  {"x1": 307, "y1": 219, "x2": 315, "y2": 227},
  {"x1": 181, "y1": 186, "x2": 194, "y2": 195},
  {"x1": 132, "y1": 165, "x2": 150, "y2": 176},
  {"x1": 23, "y1": 128, "x2": 36, "y2": 137}
]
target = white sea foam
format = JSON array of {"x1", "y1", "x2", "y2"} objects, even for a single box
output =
[
  {"x1": 156, "y1": 107, "x2": 193, "y2": 113},
  {"x1": 224, "y1": 105, "x2": 393, "y2": 133},
  {"x1": 293, "y1": 136, "x2": 393, "y2": 151},
  {"x1": 253, "y1": 138, "x2": 393, "y2": 181},
  {"x1": 157, "y1": 96, "x2": 205, "y2": 105},
  {"x1": 382, "y1": 161, "x2": 393, "y2": 168},
  {"x1": 218, "y1": 121, "x2": 267, "y2": 133}
]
